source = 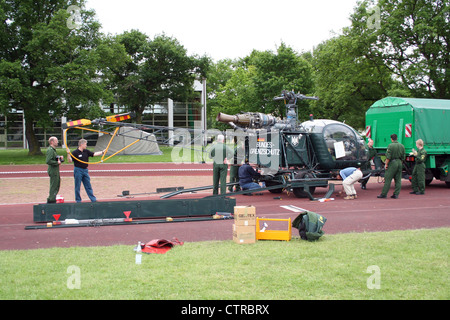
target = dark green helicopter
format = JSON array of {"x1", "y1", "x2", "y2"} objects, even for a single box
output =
[{"x1": 216, "y1": 90, "x2": 370, "y2": 198}]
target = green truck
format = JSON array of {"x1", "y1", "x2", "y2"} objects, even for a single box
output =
[{"x1": 366, "y1": 97, "x2": 450, "y2": 187}]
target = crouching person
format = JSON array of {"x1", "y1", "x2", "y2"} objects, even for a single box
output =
[
  {"x1": 338, "y1": 166, "x2": 363, "y2": 200},
  {"x1": 238, "y1": 162, "x2": 262, "y2": 191}
]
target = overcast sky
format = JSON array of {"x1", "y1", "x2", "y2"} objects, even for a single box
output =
[{"x1": 85, "y1": 0, "x2": 359, "y2": 61}]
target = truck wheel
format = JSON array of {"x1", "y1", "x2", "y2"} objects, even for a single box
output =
[
  {"x1": 445, "y1": 181, "x2": 450, "y2": 188},
  {"x1": 425, "y1": 169, "x2": 434, "y2": 185}
]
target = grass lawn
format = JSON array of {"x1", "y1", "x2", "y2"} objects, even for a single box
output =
[{"x1": 0, "y1": 228, "x2": 448, "y2": 300}]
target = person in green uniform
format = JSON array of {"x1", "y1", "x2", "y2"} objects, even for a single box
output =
[
  {"x1": 410, "y1": 139, "x2": 427, "y2": 195},
  {"x1": 361, "y1": 138, "x2": 379, "y2": 190},
  {"x1": 377, "y1": 134, "x2": 405, "y2": 199},
  {"x1": 208, "y1": 134, "x2": 233, "y2": 195},
  {"x1": 228, "y1": 137, "x2": 244, "y2": 192},
  {"x1": 46, "y1": 136, "x2": 63, "y2": 203}
]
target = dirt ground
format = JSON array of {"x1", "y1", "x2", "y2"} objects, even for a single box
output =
[{"x1": 0, "y1": 175, "x2": 214, "y2": 205}]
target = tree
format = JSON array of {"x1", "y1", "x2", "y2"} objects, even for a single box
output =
[
  {"x1": 311, "y1": 32, "x2": 393, "y2": 129},
  {"x1": 350, "y1": 0, "x2": 449, "y2": 98},
  {"x1": 0, "y1": 0, "x2": 120, "y2": 155},
  {"x1": 214, "y1": 65, "x2": 259, "y2": 116},
  {"x1": 205, "y1": 58, "x2": 239, "y2": 128},
  {"x1": 310, "y1": 0, "x2": 449, "y2": 129},
  {"x1": 113, "y1": 31, "x2": 210, "y2": 123},
  {"x1": 210, "y1": 43, "x2": 314, "y2": 126},
  {"x1": 245, "y1": 43, "x2": 314, "y2": 119},
  {"x1": 111, "y1": 30, "x2": 150, "y2": 124}
]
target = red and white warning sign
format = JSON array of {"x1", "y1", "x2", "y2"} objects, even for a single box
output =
[
  {"x1": 405, "y1": 123, "x2": 412, "y2": 137},
  {"x1": 365, "y1": 126, "x2": 371, "y2": 138}
]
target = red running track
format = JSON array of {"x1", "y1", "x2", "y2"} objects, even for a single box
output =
[{"x1": 0, "y1": 163, "x2": 449, "y2": 250}]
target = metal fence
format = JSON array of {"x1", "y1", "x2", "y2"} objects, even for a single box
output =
[{"x1": 0, "y1": 101, "x2": 203, "y2": 149}]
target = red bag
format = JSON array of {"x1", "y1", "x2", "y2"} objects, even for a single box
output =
[{"x1": 141, "y1": 238, "x2": 183, "y2": 254}]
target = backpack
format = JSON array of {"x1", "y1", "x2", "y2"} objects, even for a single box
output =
[{"x1": 292, "y1": 211, "x2": 327, "y2": 241}]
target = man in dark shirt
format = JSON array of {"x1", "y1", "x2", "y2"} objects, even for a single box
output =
[
  {"x1": 238, "y1": 163, "x2": 262, "y2": 190},
  {"x1": 67, "y1": 139, "x2": 105, "y2": 203}
]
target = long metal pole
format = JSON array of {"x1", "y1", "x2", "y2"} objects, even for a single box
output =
[{"x1": 25, "y1": 216, "x2": 230, "y2": 230}]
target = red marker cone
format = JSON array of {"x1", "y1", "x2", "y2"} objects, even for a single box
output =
[
  {"x1": 123, "y1": 211, "x2": 132, "y2": 222},
  {"x1": 53, "y1": 214, "x2": 61, "y2": 225}
]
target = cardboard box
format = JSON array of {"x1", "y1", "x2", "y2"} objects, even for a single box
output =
[
  {"x1": 234, "y1": 206, "x2": 256, "y2": 226},
  {"x1": 233, "y1": 224, "x2": 256, "y2": 244}
]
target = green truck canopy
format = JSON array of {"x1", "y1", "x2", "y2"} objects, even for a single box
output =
[{"x1": 366, "y1": 97, "x2": 450, "y2": 154}]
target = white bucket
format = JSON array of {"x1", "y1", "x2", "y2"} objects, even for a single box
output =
[{"x1": 56, "y1": 195, "x2": 64, "y2": 203}]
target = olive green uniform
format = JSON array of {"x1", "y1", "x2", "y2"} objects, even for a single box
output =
[
  {"x1": 229, "y1": 165, "x2": 240, "y2": 192},
  {"x1": 361, "y1": 146, "x2": 377, "y2": 171},
  {"x1": 367, "y1": 146, "x2": 383, "y2": 170},
  {"x1": 381, "y1": 141, "x2": 405, "y2": 197},
  {"x1": 361, "y1": 147, "x2": 381, "y2": 190},
  {"x1": 411, "y1": 148, "x2": 427, "y2": 194},
  {"x1": 46, "y1": 145, "x2": 60, "y2": 203},
  {"x1": 209, "y1": 142, "x2": 233, "y2": 195},
  {"x1": 368, "y1": 147, "x2": 377, "y2": 162},
  {"x1": 228, "y1": 144, "x2": 244, "y2": 192}
]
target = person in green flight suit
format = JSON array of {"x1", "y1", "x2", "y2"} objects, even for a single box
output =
[
  {"x1": 377, "y1": 134, "x2": 405, "y2": 199},
  {"x1": 410, "y1": 139, "x2": 427, "y2": 195},
  {"x1": 208, "y1": 134, "x2": 233, "y2": 195},
  {"x1": 361, "y1": 138, "x2": 381, "y2": 190},
  {"x1": 228, "y1": 137, "x2": 244, "y2": 192},
  {"x1": 46, "y1": 136, "x2": 63, "y2": 203}
]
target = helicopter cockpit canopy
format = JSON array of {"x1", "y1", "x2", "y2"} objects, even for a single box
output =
[{"x1": 301, "y1": 119, "x2": 368, "y2": 169}]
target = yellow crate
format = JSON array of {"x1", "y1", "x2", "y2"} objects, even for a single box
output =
[{"x1": 255, "y1": 217, "x2": 292, "y2": 241}]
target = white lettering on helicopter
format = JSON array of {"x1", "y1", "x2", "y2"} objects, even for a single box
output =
[
  {"x1": 255, "y1": 141, "x2": 273, "y2": 148},
  {"x1": 249, "y1": 148, "x2": 280, "y2": 156}
]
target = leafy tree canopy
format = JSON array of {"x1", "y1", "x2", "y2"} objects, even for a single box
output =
[
  {"x1": 112, "y1": 30, "x2": 210, "y2": 123},
  {"x1": 209, "y1": 43, "x2": 314, "y2": 129},
  {"x1": 0, "y1": 0, "x2": 127, "y2": 154}
]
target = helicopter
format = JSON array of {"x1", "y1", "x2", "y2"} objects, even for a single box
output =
[{"x1": 216, "y1": 90, "x2": 369, "y2": 198}]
